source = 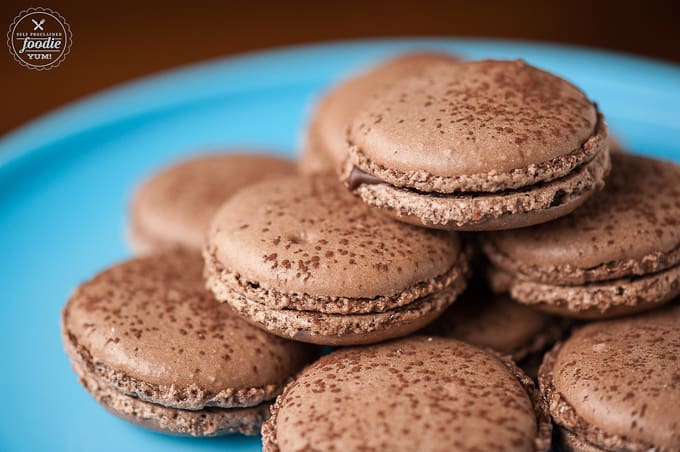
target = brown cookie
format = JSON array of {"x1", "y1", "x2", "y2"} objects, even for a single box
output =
[
  {"x1": 129, "y1": 153, "x2": 296, "y2": 253},
  {"x1": 204, "y1": 175, "x2": 470, "y2": 345},
  {"x1": 483, "y1": 152, "x2": 680, "y2": 318},
  {"x1": 340, "y1": 59, "x2": 610, "y2": 230},
  {"x1": 300, "y1": 52, "x2": 457, "y2": 173},
  {"x1": 539, "y1": 303, "x2": 680, "y2": 451},
  {"x1": 425, "y1": 280, "x2": 569, "y2": 364},
  {"x1": 61, "y1": 251, "x2": 314, "y2": 436},
  {"x1": 263, "y1": 336, "x2": 552, "y2": 451}
]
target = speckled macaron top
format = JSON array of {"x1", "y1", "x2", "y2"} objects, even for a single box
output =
[
  {"x1": 541, "y1": 303, "x2": 680, "y2": 450},
  {"x1": 347, "y1": 59, "x2": 604, "y2": 193},
  {"x1": 263, "y1": 336, "x2": 551, "y2": 452},
  {"x1": 304, "y1": 52, "x2": 456, "y2": 170},
  {"x1": 130, "y1": 153, "x2": 296, "y2": 252},
  {"x1": 206, "y1": 175, "x2": 462, "y2": 299},
  {"x1": 426, "y1": 282, "x2": 562, "y2": 360},
  {"x1": 483, "y1": 153, "x2": 680, "y2": 284},
  {"x1": 62, "y1": 251, "x2": 313, "y2": 410}
]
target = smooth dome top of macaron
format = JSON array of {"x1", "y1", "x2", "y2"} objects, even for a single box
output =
[
  {"x1": 206, "y1": 175, "x2": 462, "y2": 299},
  {"x1": 309, "y1": 52, "x2": 456, "y2": 166},
  {"x1": 484, "y1": 153, "x2": 680, "y2": 282},
  {"x1": 348, "y1": 59, "x2": 600, "y2": 187},
  {"x1": 62, "y1": 251, "x2": 312, "y2": 409},
  {"x1": 265, "y1": 336, "x2": 550, "y2": 451},
  {"x1": 545, "y1": 304, "x2": 680, "y2": 450},
  {"x1": 427, "y1": 287, "x2": 558, "y2": 359},
  {"x1": 130, "y1": 153, "x2": 296, "y2": 252}
]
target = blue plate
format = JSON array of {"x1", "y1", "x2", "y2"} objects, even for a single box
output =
[{"x1": 1, "y1": 39, "x2": 679, "y2": 452}]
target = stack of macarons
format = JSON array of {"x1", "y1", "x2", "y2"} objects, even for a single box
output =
[{"x1": 61, "y1": 51, "x2": 679, "y2": 451}]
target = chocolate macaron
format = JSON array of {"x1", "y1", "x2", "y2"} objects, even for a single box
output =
[
  {"x1": 483, "y1": 152, "x2": 680, "y2": 318},
  {"x1": 300, "y1": 52, "x2": 457, "y2": 174},
  {"x1": 204, "y1": 175, "x2": 469, "y2": 345},
  {"x1": 426, "y1": 280, "x2": 568, "y2": 365},
  {"x1": 341, "y1": 59, "x2": 610, "y2": 230},
  {"x1": 129, "y1": 153, "x2": 295, "y2": 253},
  {"x1": 62, "y1": 252, "x2": 313, "y2": 436},
  {"x1": 539, "y1": 302, "x2": 680, "y2": 451},
  {"x1": 263, "y1": 336, "x2": 552, "y2": 451}
]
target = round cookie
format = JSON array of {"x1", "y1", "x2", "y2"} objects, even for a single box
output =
[
  {"x1": 341, "y1": 59, "x2": 610, "y2": 230},
  {"x1": 262, "y1": 336, "x2": 552, "y2": 451},
  {"x1": 70, "y1": 358, "x2": 269, "y2": 436},
  {"x1": 204, "y1": 175, "x2": 469, "y2": 345},
  {"x1": 300, "y1": 51, "x2": 457, "y2": 174},
  {"x1": 539, "y1": 302, "x2": 680, "y2": 451},
  {"x1": 61, "y1": 251, "x2": 314, "y2": 436},
  {"x1": 426, "y1": 280, "x2": 568, "y2": 362},
  {"x1": 129, "y1": 153, "x2": 296, "y2": 253},
  {"x1": 482, "y1": 152, "x2": 680, "y2": 318}
]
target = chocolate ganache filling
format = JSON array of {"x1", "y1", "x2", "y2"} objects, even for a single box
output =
[{"x1": 345, "y1": 166, "x2": 385, "y2": 190}]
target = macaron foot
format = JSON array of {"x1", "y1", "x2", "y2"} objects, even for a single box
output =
[{"x1": 488, "y1": 263, "x2": 680, "y2": 319}]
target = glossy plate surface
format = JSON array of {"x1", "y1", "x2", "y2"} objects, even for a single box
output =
[{"x1": 1, "y1": 39, "x2": 679, "y2": 452}]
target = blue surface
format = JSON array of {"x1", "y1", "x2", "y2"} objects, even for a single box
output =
[{"x1": 0, "y1": 39, "x2": 679, "y2": 452}]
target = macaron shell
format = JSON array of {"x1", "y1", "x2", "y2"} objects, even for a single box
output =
[
  {"x1": 207, "y1": 175, "x2": 461, "y2": 299},
  {"x1": 70, "y1": 358, "x2": 268, "y2": 437},
  {"x1": 301, "y1": 52, "x2": 458, "y2": 172},
  {"x1": 539, "y1": 304, "x2": 680, "y2": 450},
  {"x1": 217, "y1": 280, "x2": 466, "y2": 346},
  {"x1": 348, "y1": 59, "x2": 598, "y2": 180},
  {"x1": 483, "y1": 153, "x2": 680, "y2": 280},
  {"x1": 204, "y1": 241, "x2": 468, "y2": 315},
  {"x1": 490, "y1": 263, "x2": 680, "y2": 318},
  {"x1": 130, "y1": 153, "x2": 296, "y2": 253},
  {"x1": 347, "y1": 144, "x2": 610, "y2": 230},
  {"x1": 263, "y1": 336, "x2": 551, "y2": 451},
  {"x1": 426, "y1": 286, "x2": 565, "y2": 360},
  {"x1": 62, "y1": 251, "x2": 313, "y2": 409}
]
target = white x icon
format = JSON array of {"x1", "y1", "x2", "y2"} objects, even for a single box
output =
[{"x1": 32, "y1": 18, "x2": 45, "y2": 31}]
